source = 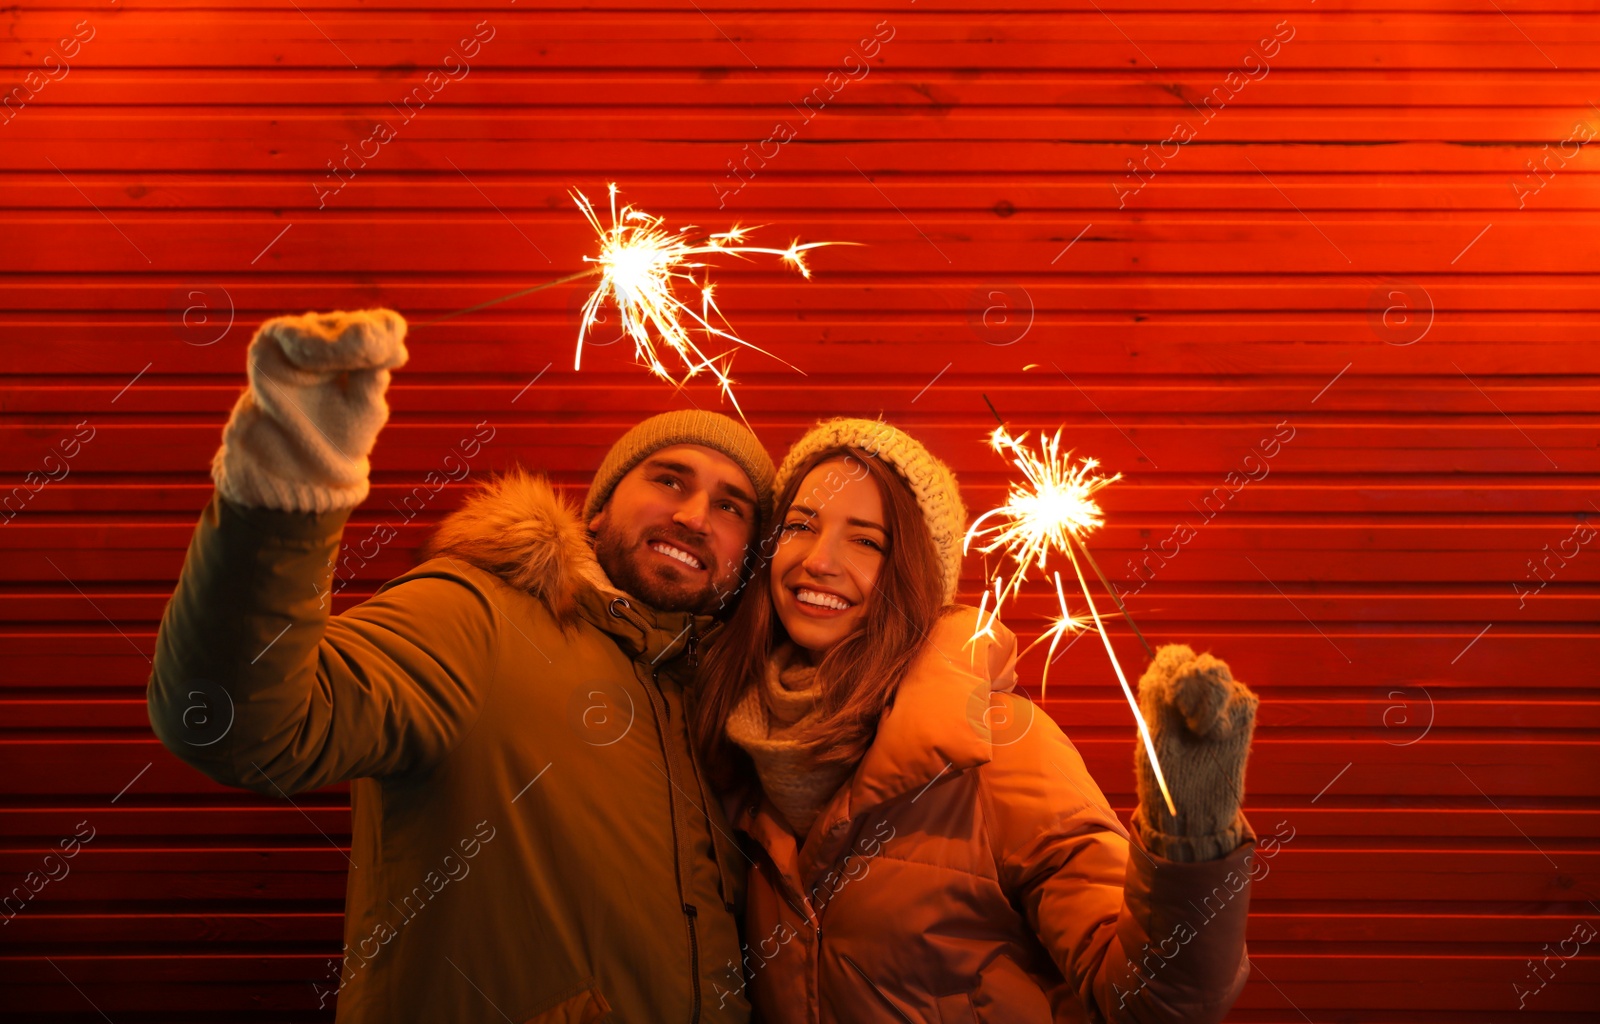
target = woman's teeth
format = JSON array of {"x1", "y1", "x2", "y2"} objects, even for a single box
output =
[
  {"x1": 796, "y1": 588, "x2": 852, "y2": 611},
  {"x1": 650, "y1": 541, "x2": 704, "y2": 569}
]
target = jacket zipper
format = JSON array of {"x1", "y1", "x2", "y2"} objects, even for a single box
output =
[
  {"x1": 680, "y1": 695, "x2": 737, "y2": 913},
  {"x1": 685, "y1": 903, "x2": 702, "y2": 1022},
  {"x1": 677, "y1": 623, "x2": 744, "y2": 916},
  {"x1": 648, "y1": 662, "x2": 700, "y2": 1024},
  {"x1": 841, "y1": 953, "x2": 914, "y2": 1024},
  {"x1": 777, "y1": 887, "x2": 825, "y2": 1021}
]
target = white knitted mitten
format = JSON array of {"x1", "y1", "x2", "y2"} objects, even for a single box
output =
[
  {"x1": 1132, "y1": 643, "x2": 1259, "y2": 863},
  {"x1": 211, "y1": 308, "x2": 409, "y2": 513}
]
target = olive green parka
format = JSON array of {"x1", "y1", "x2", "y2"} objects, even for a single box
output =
[{"x1": 147, "y1": 467, "x2": 750, "y2": 1023}]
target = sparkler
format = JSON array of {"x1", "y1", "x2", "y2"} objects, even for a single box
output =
[
  {"x1": 569, "y1": 183, "x2": 850, "y2": 424},
  {"x1": 417, "y1": 183, "x2": 854, "y2": 423},
  {"x1": 965, "y1": 399, "x2": 1177, "y2": 817}
]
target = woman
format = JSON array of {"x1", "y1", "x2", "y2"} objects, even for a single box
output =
[{"x1": 693, "y1": 417, "x2": 1263, "y2": 1023}]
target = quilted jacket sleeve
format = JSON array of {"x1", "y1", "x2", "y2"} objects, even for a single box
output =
[
  {"x1": 147, "y1": 491, "x2": 502, "y2": 796},
  {"x1": 979, "y1": 707, "x2": 1255, "y2": 1024}
]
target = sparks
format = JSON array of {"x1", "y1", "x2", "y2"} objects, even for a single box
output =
[
  {"x1": 963, "y1": 424, "x2": 1122, "y2": 610},
  {"x1": 1014, "y1": 570, "x2": 1090, "y2": 701},
  {"x1": 571, "y1": 182, "x2": 851, "y2": 424},
  {"x1": 965, "y1": 420, "x2": 1178, "y2": 817}
]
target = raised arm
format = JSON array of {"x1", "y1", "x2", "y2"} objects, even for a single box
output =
[
  {"x1": 979, "y1": 645, "x2": 1260, "y2": 1023},
  {"x1": 146, "y1": 309, "x2": 498, "y2": 796}
]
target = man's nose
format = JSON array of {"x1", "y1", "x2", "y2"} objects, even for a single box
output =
[{"x1": 672, "y1": 489, "x2": 711, "y2": 531}]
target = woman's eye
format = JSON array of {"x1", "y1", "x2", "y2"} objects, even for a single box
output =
[
  {"x1": 781, "y1": 521, "x2": 809, "y2": 533},
  {"x1": 856, "y1": 537, "x2": 883, "y2": 552}
]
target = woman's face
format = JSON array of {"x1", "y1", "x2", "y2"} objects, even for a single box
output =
[{"x1": 769, "y1": 459, "x2": 887, "y2": 661}]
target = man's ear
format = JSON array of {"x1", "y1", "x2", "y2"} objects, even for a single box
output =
[{"x1": 588, "y1": 490, "x2": 618, "y2": 535}]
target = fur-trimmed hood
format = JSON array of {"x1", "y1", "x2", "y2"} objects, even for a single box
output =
[{"x1": 419, "y1": 465, "x2": 617, "y2": 626}]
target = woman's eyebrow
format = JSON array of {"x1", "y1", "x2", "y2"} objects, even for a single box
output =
[{"x1": 788, "y1": 503, "x2": 885, "y2": 533}]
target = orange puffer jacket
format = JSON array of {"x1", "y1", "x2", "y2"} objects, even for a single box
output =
[{"x1": 721, "y1": 608, "x2": 1256, "y2": 1023}]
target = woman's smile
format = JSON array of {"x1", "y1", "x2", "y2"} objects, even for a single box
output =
[{"x1": 790, "y1": 584, "x2": 856, "y2": 615}]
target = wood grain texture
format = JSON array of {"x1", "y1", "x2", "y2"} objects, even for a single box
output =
[{"x1": 2, "y1": 1, "x2": 1597, "y2": 1020}]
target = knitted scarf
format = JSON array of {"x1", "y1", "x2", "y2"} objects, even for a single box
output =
[{"x1": 725, "y1": 642, "x2": 856, "y2": 838}]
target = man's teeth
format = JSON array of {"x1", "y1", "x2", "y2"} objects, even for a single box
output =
[
  {"x1": 796, "y1": 588, "x2": 851, "y2": 611},
  {"x1": 651, "y1": 542, "x2": 703, "y2": 569}
]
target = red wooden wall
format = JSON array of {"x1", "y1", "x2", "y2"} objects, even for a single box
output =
[{"x1": 3, "y1": 0, "x2": 1598, "y2": 1019}]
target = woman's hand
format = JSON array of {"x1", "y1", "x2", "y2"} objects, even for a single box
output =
[
  {"x1": 211, "y1": 308, "x2": 409, "y2": 513},
  {"x1": 1132, "y1": 643, "x2": 1259, "y2": 862}
]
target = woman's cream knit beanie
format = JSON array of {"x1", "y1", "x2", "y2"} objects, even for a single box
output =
[{"x1": 774, "y1": 417, "x2": 966, "y2": 603}]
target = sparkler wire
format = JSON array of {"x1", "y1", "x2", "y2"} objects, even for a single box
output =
[
  {"x1": 413, "y1": 268, "x2": 604, "y2": 328},
  {"x1": 1064, "y1": 532, "x2": 1179, "y2": 817}
]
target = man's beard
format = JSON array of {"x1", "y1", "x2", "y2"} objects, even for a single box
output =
[{"x1": 592, "y1": 520, "x2": 738, "y2": 615}]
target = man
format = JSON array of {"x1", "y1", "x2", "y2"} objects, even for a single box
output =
[{"x1": 147, "y1": 307, "x2": 774, "y2": 1022}]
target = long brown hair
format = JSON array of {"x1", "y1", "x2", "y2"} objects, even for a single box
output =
[{"x1": 691, "y1": 445, "x2": 947, "y2": 801}]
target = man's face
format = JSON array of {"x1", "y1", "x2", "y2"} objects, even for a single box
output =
[{"x1": 588, "y1": 443, "x2": 758, "y2": 614}]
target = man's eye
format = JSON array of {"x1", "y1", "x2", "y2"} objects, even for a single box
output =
[{"x1": 656, "y1": 475, "x2": 681, "y2": 490}]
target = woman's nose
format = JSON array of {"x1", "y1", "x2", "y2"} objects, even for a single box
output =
[{"x1": 801, "y1": 533, "x2": 842, "y2": 577}]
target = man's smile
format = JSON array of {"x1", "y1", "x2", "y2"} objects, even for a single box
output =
[{"x1": 648, "y1": 538, "x2": 706, "y2": 571}]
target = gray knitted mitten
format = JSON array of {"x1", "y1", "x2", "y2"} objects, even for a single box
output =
[
  {"x1": 211, "y1": 308, "x2": 409, "y2": 513},
  {"x1": 1132, "y1": 643, "x2": 1259, "y2": 863}
]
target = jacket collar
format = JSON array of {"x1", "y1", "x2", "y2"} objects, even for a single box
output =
[
  {"x1": 736, "y1": 609, "x2": 1021, "y2": 882},
  {"x1": 421, "y1": 463, "x2": 722, "y2": 668},
  {"x1": 844, "y1": 610, "x2": 1020, "y2": 814},
  {"x1": 573, "y1": 582, "x2": 723, "y2": 668}
]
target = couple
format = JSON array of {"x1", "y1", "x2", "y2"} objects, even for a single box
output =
[{"x1": 148, "y1": 309, "x2": 1259, "y2": 1023}]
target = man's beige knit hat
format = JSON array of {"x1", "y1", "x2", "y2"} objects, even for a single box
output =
[
  {"x1": 774, "y1": 417, "x2": 967, "y2": 603},
  {"x1": 583, "y1": 409, "x2": 776, "y2": 526}
]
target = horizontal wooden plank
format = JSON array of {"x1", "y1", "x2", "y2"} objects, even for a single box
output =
[
  {"x1": 5, "y1": 176, "x2": 1599, "y2": 213},
  {"x1": 7, "y1": 378, "x2": 1600, "y2": 416},
  {"x1": 5, "y1": 12, "x2": 1599, "y2": 70},
  {"x1": 1, "y1": 474, "x2": 1597, "y2": 518},
  {"x1": 4, "y1": 802, "x2": 1596, "y2": 843},
  {"x1": 1, "y1": 423, "x2": 1595, "y2": 476},
  {"x1": 12, "y1": 332, "x2": 1600, "y2": 376},
  {"x1": 6, "y1": 282, "x2": 1600, "y2": 332},
  {"x1": 15, "y1": 70, "x2": 1600, "y2": 111},
  {"x1": 4, "y1": 634, "x2": 1592, "y2": 694},
  {"x1": 5, "y1": 277, "x2": 1600, "y2": 316},
  {"x1": 6, "y1": 905, "x2": 1600, "y2": 958},
  {"x1": 0, "y1": 846, "x2": 1594, "y2": 903},
  {"x1": 10, "y1": 955, "x2": 1586, "y2": 1016},
  {"x1": 7, "y1": 541, "x2": 1600, "y2": 596},
  {"x1": 8, "y1": 692, "x2": 1598, "y2": 734},
  {"x1": 15, "y1": 0, "x2": 1600, "y2": 9},
  {"x1": 0, "y1": 588, "x2": 1595, "y2": 627},
  {"x1": 10, "y1": 106, "x2": 1600, "y2": 145},
  {"x1": 7, "y1": 138, "x2": 1600, "y2": 175},
  {"x1": 15, "y1": 906, "x2": 1600, "y2": 947},
  {"x1": 10, "y1": 510, "x2": 1600, "y2": 546},
  {"x1": 3, "y1": 736, "x2": 1594, "y2": 799},
  {"x1": 4, "y1": 213, "x2": 1599, "y2": 275}
]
